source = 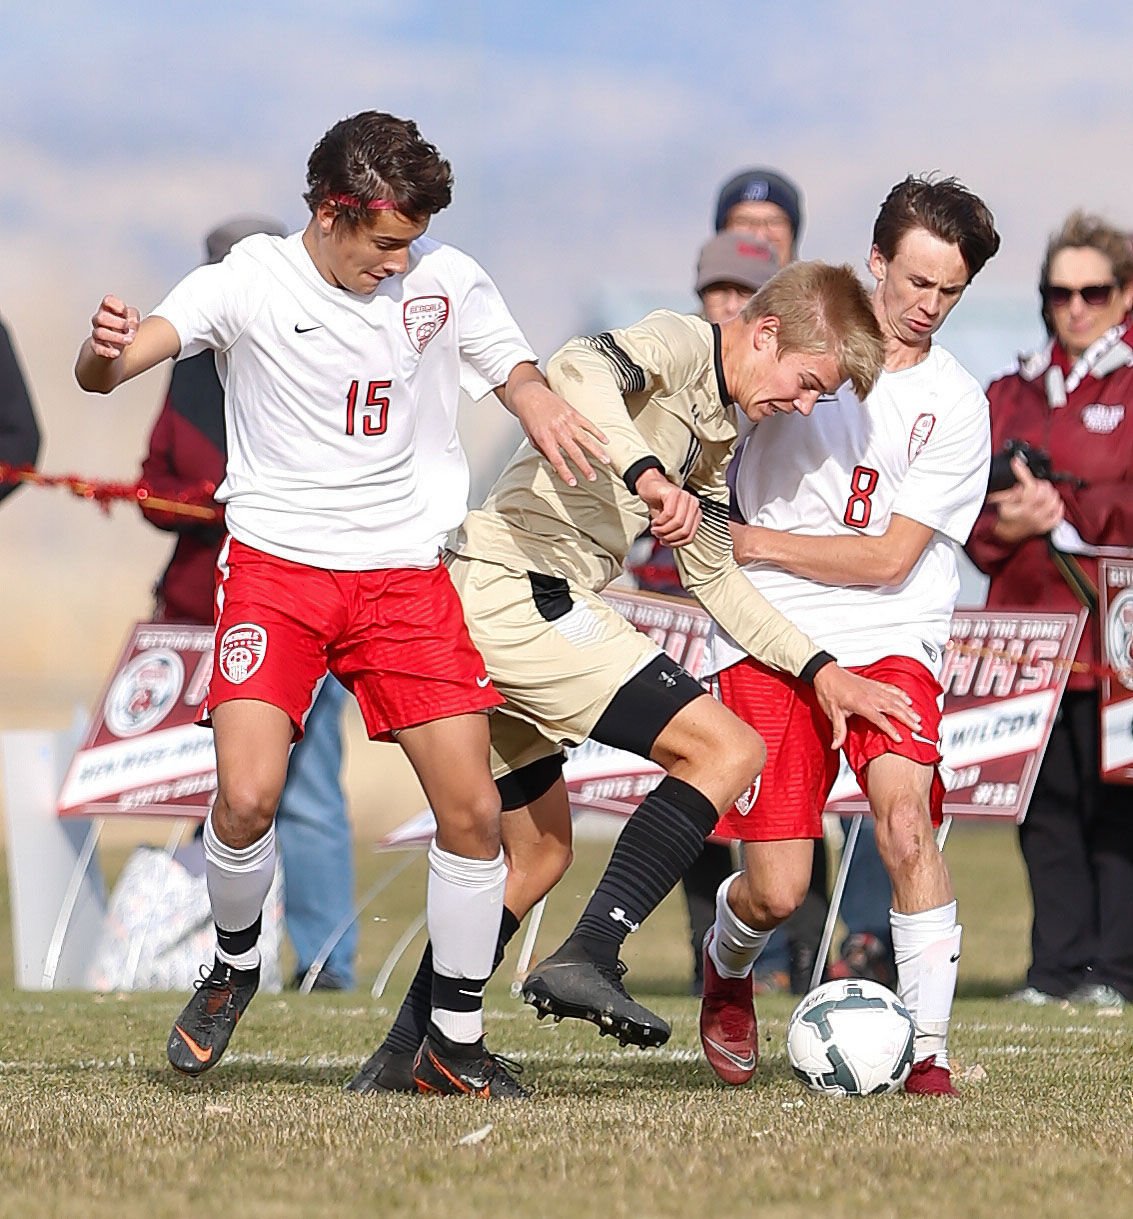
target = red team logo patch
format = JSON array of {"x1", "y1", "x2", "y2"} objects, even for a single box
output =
[
  {"x1": 403, "y1": 295, "x2": 450, "y2": 353},
  {"x1": 219, "y1": 623, "x2": 268, "y2": 684},
  {"x1": 908, "y1": 413, "x2": 936, "y2": 462}
]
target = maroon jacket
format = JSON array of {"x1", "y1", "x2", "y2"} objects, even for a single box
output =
[
  {"x1": 965, "y1": 322, "x2": 1133, "y2": 691},
  {"x1": 139, "y1": 352, "x2": 226, "y2": 624}
]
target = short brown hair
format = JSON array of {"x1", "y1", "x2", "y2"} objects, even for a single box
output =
[
  {"x1": 741, "y1": 261, "x2": 885, "y2": 399},
  {"x1": 873, "y1": 175, "x2": 1000, "y2": 282},
  {"x1": 303, "y1": 111, "x2": 453, "y2": 226},
  {"x1": 1039, "y1": 210, "x2": 1133, "y2": 333}
]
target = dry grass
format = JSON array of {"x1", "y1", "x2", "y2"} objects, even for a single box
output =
[{"x1": 1, "y1": 824, "x2": 1130, "y2": 1219}]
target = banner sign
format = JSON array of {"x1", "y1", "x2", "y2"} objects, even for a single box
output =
[
  {"x1": 1099, "y1": 559, "x2": 1133, "y2": 784},
  {"x1": 58, "y1": 624, "x2": 216, "y2": 818},
  {"x1": 585, "y1": 591, "x2": 1085, "y2": 825}
]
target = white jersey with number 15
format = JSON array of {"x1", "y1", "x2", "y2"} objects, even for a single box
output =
[{"x1": 152, "y1": 232, "x2": 536, "y2": 571}]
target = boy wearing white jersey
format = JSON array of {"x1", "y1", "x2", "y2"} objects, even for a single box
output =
[
  {"x1": 699, "y1": 176, "x2": 1000, "y2": 1097},
  {"x1": 75, "y1": 110, "x2": 605, "y2": 1099}
]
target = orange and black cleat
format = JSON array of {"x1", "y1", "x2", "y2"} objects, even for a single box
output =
[
  {"x1": 167, "y1": 957, "x2": 259, "y2": 1076},
  {"x1": 412, "y1": 1024, "x2": 528, "y2": 1099}
]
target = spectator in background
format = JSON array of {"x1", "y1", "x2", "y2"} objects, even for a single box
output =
[
  {"x1": 139, "y1": 215, "x2": 357, "y2": 991},
  {"x1": 967, "y1": 211, "x2": 1133, "y2": 1009},
  {"x1": 0, "y1": 317, "x2": 41, "y2": 505}
]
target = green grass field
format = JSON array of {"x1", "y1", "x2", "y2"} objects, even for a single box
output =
[{"x1": 2, "y1": 823, "x2": 1131, "y2": 1219}]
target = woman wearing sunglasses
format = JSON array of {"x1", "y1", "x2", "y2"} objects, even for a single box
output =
[{"x1": 966, "y1": 212, "x2": 1133, "y2": 1010}]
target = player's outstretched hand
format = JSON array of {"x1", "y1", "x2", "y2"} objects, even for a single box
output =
[
  {"x1": 636, "y1": 469, "x2": 702, "y2": 547},
  {"x1": 812, "y1": 665, "x2": 921, "y2": 751},
  {"x1": 509, "y1": 379, "x2": 610, "y2": 487},
  {"x1": 89, "y1": 295, "x2": 140, "y2": 360}
]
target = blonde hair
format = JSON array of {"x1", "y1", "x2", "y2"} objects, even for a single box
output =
[{"x1": 741, "y1": 260, "x2": 884, "y2": 399}]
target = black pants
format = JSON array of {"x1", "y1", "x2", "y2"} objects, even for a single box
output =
[{"x1": 1019, "y1": 690, "x2": 1133, "y2": 999}]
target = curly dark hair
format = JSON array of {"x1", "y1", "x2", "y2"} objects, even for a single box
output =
[
  {"x1": 872, "y1": 175, "x2": 1000, "y2": 282},
  {"x1": 303, "y1": 111, "x2": 453, "y2": 226}
]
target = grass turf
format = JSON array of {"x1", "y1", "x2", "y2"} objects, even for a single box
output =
[{"x1": 1, "y1": 823, "x2": 1130, "y2": 1219}]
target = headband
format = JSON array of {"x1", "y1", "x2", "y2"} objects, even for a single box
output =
[{"x1": 325, "y1": 193, "x2": 400, "y2": 211}]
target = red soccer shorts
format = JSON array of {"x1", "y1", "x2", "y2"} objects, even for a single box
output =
[
  {"x1": 208, "y1": 537, "x2": 502, "y2": 741},
  {"x1": 714, "y1": 654, "x2": 945, "y2": 842}
]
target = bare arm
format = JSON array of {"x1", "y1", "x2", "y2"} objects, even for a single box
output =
[
  {"x1": 75, "y1": 295, "x2": 181, "y2": 394},
  {"x1": 731, "y1": 512, "x2": 935, "y2": 588},
  {"x1": 494, "y1": 360, "x2": 609, "y2": 487}
]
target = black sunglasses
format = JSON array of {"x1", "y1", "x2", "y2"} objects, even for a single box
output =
[{"x1": 1042, "y1": 282, "x2": 1117, "y2": 307}]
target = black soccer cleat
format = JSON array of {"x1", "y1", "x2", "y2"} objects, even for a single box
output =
[
  {"x1": 521, "y1": 943, "x2": 671, "y2": 1047},
  {"x1": 412, "y1": 1025, "x2": 529, "y2": 1099},
  {"x1": 166, "y1": 957, "x2": 259, "y2": 1076},
  {"x1": 345, "y1": 1045, "x2": 418, "y2": 1095}
]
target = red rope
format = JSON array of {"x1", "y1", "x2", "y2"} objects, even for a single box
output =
[{"x1": 0, "y1": 462, "x2": 220, "y2": 521}]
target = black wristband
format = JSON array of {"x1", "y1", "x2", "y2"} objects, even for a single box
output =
[
  {"x1": 623, "y1": 456, "x2": 665, "y2": 495},
  {"x1": 799, "y1": 651, "x2": 837, "y2": 684}
]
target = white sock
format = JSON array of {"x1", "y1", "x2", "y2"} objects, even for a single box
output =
[
  {"x1": 708, "y1": 872, "x2": 775, "y2": 979},
  {"x1": 891, "y1": 900, "x2": 961, "y2": 1070},
  {"x1": 203, "y1": 813, "x2": 276, "y2": 970},
  {"x1": 427, "y1": 840, "x2": 506, "y2": 1044}
]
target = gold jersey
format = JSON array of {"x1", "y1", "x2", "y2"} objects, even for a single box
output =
[{"x1": 454, "y1": 309, "x2": 821, "y2": 678}]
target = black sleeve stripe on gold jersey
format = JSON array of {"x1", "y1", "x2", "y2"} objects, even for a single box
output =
[
  {"x1": 579, "y1": 333, "x2": 647, "y2": 394},
  {"x1": 695, "y1": 492, "x2": 733, "y2": 548}
]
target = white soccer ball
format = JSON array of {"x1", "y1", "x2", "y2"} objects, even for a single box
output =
[{"x1": 786, "y1": 978, "x2": 915, "y2": 1097}]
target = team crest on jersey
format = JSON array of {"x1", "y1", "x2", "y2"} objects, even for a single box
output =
[
  {"x1": 105, "y1": 649, "x2": 185, "y2": 737},
  {"x1": 219, "y1": 623, "x2": 268, "y2": 685},
  {"x1": 734, "y1": 776, "x2": 762, "y2": 816},
  {"x1": 403, "y1": 295, "x2": 450, "y2": 353},
  {"x1": 1081, "y1": 403, "x2": 1125, "y2": 434},
  {"x1": 908, "y1": 413, "x2": 936, "y2": 462},
  {"x1": 1106, "y1": 589, "x2": 1133, "y2": 692}
]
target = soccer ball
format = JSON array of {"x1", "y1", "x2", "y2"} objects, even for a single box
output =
[{"x1": 786, "y1": 978, "x2": 915, "y2": 1097}]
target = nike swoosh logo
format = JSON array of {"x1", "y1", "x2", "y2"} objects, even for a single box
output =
[
  {"x1": 703, "y1": 1036, "x2": 755, "y2": 1072},
  {"x1": 476, "y1": 676, "x2": 491, "y2": 688},
  {"x1": 949, "y1": 953, "x2": 961, "y2": 963},
  {"x1": 294, "y1": 323, "x2": 323, "y2": 333},
  {"x1": 911, "y1": 732, "x2": 939, "y2": 746},
  {"x1": 458, "y1": 987, "x2": 485, "y2": 1000},
  {"x1": 173, "y1": 1025, "x2": 213, "y2": 1064}
]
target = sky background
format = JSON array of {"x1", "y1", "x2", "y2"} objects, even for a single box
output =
[{"x1": 3, "y1": 1, "x2": 1133, "y2": 734}]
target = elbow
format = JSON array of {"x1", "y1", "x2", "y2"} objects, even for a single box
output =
[{"x1": 876, "y1": 557, "x2": 914, "y2": 588}]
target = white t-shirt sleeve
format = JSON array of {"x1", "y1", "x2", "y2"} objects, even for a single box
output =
[
  {"x1": 451, "y1": 255, "x2": 538, "y2": 401},
  {"x1": 150, "y1": 259, "x2": 262, "y2": 360},
  {"x1": 892, "y1": 380, "x2": 990, "y2": 544}
]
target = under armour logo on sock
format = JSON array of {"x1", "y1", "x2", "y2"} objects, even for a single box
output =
[{"x1": 609, "y1": 907, "x2": 640, "y2": 933}]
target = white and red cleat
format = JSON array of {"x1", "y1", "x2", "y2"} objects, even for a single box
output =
[
  {"x1": 698, "y1": 929, "x2": 758, "y2": 1085},
  {"x1": 904, "y1": 1056, "x2": 958, "y2": 1097}
]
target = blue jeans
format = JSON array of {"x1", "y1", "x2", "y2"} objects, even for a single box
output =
[
  {"x1": 275, "y1": 676, "x2": 357, "y2": 986},
  {"x1": 838, "y1": 816, "x2": 893, "y2": 947}
]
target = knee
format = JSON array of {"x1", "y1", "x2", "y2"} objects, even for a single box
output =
[
  {"x1": 875, "y1": 804, "x2": 934, "y2": 876},
  {"x1": 732, "y1": 870, "x2": 804, "y2": 929},
  {"x1": 214, "y1": 782, "x2": 280, "y2": 848}
]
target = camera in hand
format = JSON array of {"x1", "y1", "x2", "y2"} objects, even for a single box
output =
[{"x1": 987, "y1": 439, "x2": 1082, "y2": 493}]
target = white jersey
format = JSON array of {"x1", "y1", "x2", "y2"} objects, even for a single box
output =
[
  {"x1": 152, "y1": 232, "x2": 536, "y2": 570},
  {"x1": 707, "y1": 343, "x2": 990, "y2": 675}
]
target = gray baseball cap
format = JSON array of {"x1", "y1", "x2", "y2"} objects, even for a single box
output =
[{"x1": 695, "y1": 232, "x2": 780, "y2": 295}]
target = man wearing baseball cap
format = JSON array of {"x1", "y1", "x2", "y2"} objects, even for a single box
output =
[
  {"x1": 695, "y1": 231, "x2": 780, "y2": 325},
  {"x1": 714, "y1": 168, "x2": 804, "y2": 266}
]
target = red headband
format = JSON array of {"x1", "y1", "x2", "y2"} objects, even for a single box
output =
[{"x1": 326, "y1": 193, "x2": 400, "y2": 211}]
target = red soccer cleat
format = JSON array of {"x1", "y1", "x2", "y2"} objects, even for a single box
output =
[
  {"x1": 699, "y1": 929, "x2": 758, "y2": 1085},
  {"x1": 904, "y1": 1056, "x2": 958, "y2": 1096}
]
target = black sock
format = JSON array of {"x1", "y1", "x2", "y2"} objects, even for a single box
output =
[
  {"x1": 571, "y1": 776, "x2": 718, "y2": 965},
  {"x1": 382, "y1": 906, "x2": 521, "y2": 1055}
]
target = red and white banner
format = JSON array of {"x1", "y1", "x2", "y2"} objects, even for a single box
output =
[
  {"x1": 1099, "y1": 559, "x2": 1133, "y2": 784},
  {"x1": 57, "y1": 624, "x2": 216, "y2": 818}
]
